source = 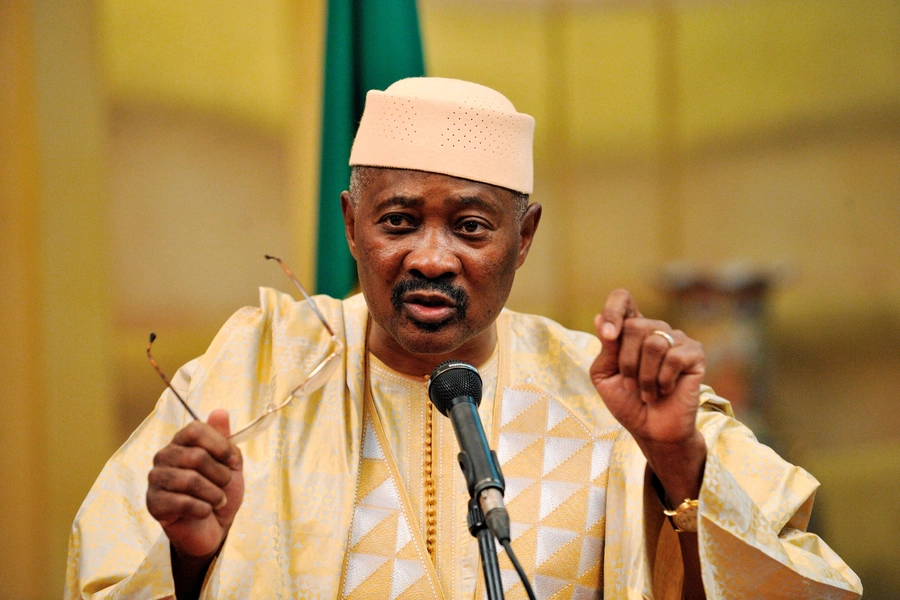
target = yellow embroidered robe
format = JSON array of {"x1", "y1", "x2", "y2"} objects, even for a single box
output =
[{"x1": 66, "y1": 289, "x2": 862, "y2": 599}]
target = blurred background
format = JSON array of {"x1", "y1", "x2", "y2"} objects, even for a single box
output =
[{"x1": 2, "y1": 0, "x2": 898, "y2": 597}]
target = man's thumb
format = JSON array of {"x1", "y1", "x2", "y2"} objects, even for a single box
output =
[{"x1": 206, "y1": 409, "x2": 232, "y2": 438}]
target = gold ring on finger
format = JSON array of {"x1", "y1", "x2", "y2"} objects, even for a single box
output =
[{"x1": 650, "y1": 329, "x2": 675, "y2": 349}]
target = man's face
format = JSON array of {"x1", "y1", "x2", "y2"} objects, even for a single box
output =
[{"x1": 342, "y1": 168, "x2": 540, "y2": 372}]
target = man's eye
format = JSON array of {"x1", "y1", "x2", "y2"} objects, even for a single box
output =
[
  {"x1": 460, "y1": 220, "x2": 486, "y2": 234},
  {"x1": 383, "y1": 214, "x2": 410, "y2": 227}
]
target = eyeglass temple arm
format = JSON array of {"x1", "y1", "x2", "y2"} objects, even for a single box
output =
[
  {"x1": 147, "y1": 333, "x2": 201, "y2": 421},
  {"x1": 265, "y1": 255, "x2": 336, "y2": 337}
]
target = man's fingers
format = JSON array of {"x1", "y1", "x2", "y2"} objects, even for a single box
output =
[
  {"x1": 658, "y1": 338, "x2": 705, "y2": 396},
  {"x1": 595, "y1": 313, "x2": 704, "y2": 401},
  {"x1": 616, "y1": 319, "x2": 670, "y2": 385},
  {"x1": 592, "y1": 314, "x2": 621, "y2": 381},
  {"x1": 147, "y1": 488, "x2": 215, "y2": 525},
  {"x1": 591, "y1": 290, "x2": 705, "y2": 406},
  {"x1": 171, "y1": 420, "x2": 229, "y2": 457},
  {"x1": 154, "y1": 444, "x2": 234, "y2": 488},
  {"x1": 598, "y1": 288, "x2": 643, "y2": 342},
  {"x1": 149, "y1": 466, "x2": 229, "y2": 509},
  {"x1": 170, "y1": 416, "x2": 241, "y2": 470},
  {"x1": 637, "y1": 329, "x2": 676, "y2": 402},
  {"x1": 592, "y1": 289, "x2": 647, "y2": 382},
  {"x1": 634, "y1": 332, "x2": 705, "y2": 399}
]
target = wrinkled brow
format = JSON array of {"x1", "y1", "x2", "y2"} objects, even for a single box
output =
[
  {"x1": 454, "y1": 195, "x2": 502, "y2": 217},
  {"x1": 372, "y1": 195, "x2": 424, "y2": 212},
  {"x1": 371, "y1": 193, "x2": 505, "y2": 217}
]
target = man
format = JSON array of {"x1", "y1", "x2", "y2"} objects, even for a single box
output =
[{"x1": 67, "y1": 78, "x2": 862, "y2": 599}]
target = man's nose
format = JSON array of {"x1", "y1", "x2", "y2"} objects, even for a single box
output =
[{"x1": 404, "y1": 230, "x2": 461, "y2": 280}]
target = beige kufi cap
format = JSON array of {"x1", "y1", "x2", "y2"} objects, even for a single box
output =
[{"x1": 349, "y1": 77, "x2": 534, "y2": 194}]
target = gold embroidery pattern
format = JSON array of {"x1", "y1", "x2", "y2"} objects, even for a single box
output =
[
  {"x1": 490, "y1": 385, "x2": 615, "y2": 599},
  {"x1": 340, "y1": 415, "x2": 442, "y2": 600},
  {"x1": 424, "y1": 401, "x2": 437, "y2": 560}
]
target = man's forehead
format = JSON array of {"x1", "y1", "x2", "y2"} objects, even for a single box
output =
[{"x1": 358, "y1": 167, "x2": 517, "y2": 209}]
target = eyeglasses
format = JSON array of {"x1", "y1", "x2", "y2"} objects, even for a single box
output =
[{"x1": 147, "y1": 255, "x2": 344, "y2": 444}]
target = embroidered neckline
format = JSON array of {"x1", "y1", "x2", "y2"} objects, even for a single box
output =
[{"x1": 362, "y1": 316, "x2": 500, "y2": 561}]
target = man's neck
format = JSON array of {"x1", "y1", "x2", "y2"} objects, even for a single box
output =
[{"x1": 366, "y1": 318, "x2": 499, "y2": 378}]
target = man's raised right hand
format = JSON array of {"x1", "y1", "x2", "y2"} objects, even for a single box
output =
[{"x1": 147, "y1": 409, "x2": 244, "y2": 560}]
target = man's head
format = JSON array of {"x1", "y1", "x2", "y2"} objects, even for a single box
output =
[{"x1": 341, "y1": 78, "x2": 541, "y2": 374}]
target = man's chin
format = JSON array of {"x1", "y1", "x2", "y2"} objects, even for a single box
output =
[
  {"x1": 407, "y1": 315, "x2": 453, "y2": 334},
  {"x1": 393, "y1": 319, "x2": 467, "y2": 356}
]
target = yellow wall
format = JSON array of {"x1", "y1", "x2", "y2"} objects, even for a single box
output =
[
  {"x1": 1, "y1": 1, "x2": 48, "y2": 594},
  {"x1": 99, "y1": 0, "x2": 297, "y2": 132},
  {"x1": 1, "y1": 0, "x2": 116, "y2": 596},
  {"x1": 2, "y1": 0, "x2": 898, "y2": 596}
]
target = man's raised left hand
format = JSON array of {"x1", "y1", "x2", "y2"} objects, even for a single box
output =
[{"x1": 589, "y1": 288, "x2": 708, "y2": 504}]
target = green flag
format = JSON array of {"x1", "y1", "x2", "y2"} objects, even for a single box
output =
[{"x1": 315, "y1": 0, "x2": 426, "y2": 297}]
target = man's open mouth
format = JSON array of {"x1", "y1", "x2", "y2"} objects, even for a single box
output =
[
  {"x1": 390, "y1": 278, "x2": 470, "y2": 331},
  {"x1": 402, "y1": 292, "x2": 457, "y2": 324}
]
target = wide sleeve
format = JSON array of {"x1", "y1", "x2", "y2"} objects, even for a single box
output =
[
  {"x1": 605, "y1": 388, "x2": 863, "y2": 599},
  {"x1": 64, "y1": 301, "x2": 269, "y2": 599},
  {"x1": 64, "y1": 357, "x2": 197, "y2": 600},
  {"x1": 692, "y1": 395, "x2": 863, "y2": 598}
]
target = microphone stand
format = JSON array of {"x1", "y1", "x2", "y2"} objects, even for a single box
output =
[
  {"x1": 460, "y1": 451, "x2": 505, "y2": 600},
  {"x1": 467, "y1": 497, "x2": 505, "y2": 600}
]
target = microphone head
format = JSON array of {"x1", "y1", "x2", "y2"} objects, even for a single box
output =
[{"x1": 427, "y1": 360, "x2": 483, "y2": 416}]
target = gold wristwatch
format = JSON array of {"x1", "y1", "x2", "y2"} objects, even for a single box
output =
[{"x1": 663, "y1": 498, "x2": 699, "y2": 533}]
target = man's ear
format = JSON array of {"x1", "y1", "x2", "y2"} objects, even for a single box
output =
[
  {"x1": 516, "y1": 202, "x2": 542, "y2": 269},
  {"x1": 341, "y1": 191, "x2": 358, "y2": 260}
]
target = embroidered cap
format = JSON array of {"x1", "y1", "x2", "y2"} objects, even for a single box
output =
[{"x1": 349, "y1": 77, "x2": 535, "y2": 194}]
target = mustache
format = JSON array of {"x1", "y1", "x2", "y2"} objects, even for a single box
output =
[{"x1": 390, "y1": 276, "x2": 469, "y2": 318}]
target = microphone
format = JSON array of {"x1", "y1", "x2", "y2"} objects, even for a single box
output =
[{"x1": 427, "y1": 360, "x2": 511, "y2": 542}]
